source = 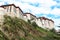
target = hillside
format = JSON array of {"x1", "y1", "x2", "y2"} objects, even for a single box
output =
[{"x1": 0, "y1": 15, "x2": 60, "y2": 40}]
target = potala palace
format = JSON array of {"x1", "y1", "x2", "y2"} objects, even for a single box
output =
[{"x1": 0, "y1": 4, "x2": 54, "y2": 30}]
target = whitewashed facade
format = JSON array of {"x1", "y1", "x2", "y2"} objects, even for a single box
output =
[
  {"x1": 48, "y1": 19, "x2": 54, "y2": 30},
  {"x1": 0, "y1": 4, "x2": 24, "y2": 19},
  {"x1": 23, "y1": 13, "x2": 54, "y2": 30},
  {"x1": 36, "y1": 17, "x2": 54, "y2": 30},
  {"x1": 35, "y1": 18, "x2": 42, "y2": 27},
  {"x1": 44, "y1": 19, "x2": 50, "y2": 29},
  {"x1": 0, "y1": 4, "x2": 54, "y2": 30},
  {"x1": 23, "y1": 14, "x2": 28, "y2": 21},
  {"x1": 24, "y1": 13, "x2": 37, "y2": 22}
]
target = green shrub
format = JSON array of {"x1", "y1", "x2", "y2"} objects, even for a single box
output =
[
  {"x1": 31, "y1": 22, "x2": 38, "y2": 28},
  {"x1": 50, "y1": 28, "x2": 56, "y2": 33},
  {"x1": 0, "y1": 15, "x2": 60, "y2": 40},
  {"x1": 27, "y1": 20, "x2": 31, "y2": 24}
]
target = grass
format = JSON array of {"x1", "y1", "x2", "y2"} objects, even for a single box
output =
[
  {"x1": 0, "y1": 15, "x2": 60, "y2": 40},
  {"x1": 0, "y1": 30, "x2": 9, "y2": 40}
]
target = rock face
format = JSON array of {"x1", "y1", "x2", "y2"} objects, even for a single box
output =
[{"x1": 0, "y1": 15, "x2": 60, "y2": 40}]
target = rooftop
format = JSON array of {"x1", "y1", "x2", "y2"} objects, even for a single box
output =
[
  {"x1": 38, "y1": 17, "x2": 54, "y2": 23},
  {"x1": 0, "y1": 4, "x2": 23, "y2": 13},
  {"x1": 24, "y1": 12, "x2": 37, "y2": 18}
]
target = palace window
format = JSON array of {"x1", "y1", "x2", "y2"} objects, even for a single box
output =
[
  {"x1": 14, "y1": 7, "x2": 16, "y2": 13},
  {"x1": 7, "y1": 7, "x2": 8, "y2": 12},
  {"x1": 10, "y1": 6, "x2": 11, "y2": 12}
]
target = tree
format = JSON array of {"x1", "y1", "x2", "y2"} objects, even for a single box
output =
[
  {"x1": 31, "y1": 22, "x2": 38, "y2": 28},
  {"x1": 50, "y1": 28, "x2": 55, "y2": 33},
  {"x1": 27, "y1": 20, "x2": 31, "y2": 24}
]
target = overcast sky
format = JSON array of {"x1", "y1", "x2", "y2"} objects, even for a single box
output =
[{"x1": 0, "y1": 0, "x2": 60, "y2": 28}]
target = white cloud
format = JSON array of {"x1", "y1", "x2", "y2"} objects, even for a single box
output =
[
  {"x1": 2, "y1": 0, "x2": 16, "y2": 4},
  {"x1": 53, "y1": 18, "x2": 60, "y2": 26},
  {"x1": 0, "y1": 2, "x2": 5, "y2": 6},
  {"x1": 21, "y1": 0, "x2": 57, "y2": 7},
  {"x1": 39, "y1": 0, "x2": 57, "y2": 7},
  {"x1": 0, "y1": 0, "x2": 57, "y2": 14},
  {"x1": 20, "y1": 0, "x2": 39, "y2": 3},
  {"x1": 50, "y1": 8, "x2": 60, "y2": 15}
]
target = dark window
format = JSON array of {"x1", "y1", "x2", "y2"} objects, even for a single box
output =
[
  {"x1": 14, "y1": 7, "x2": 16, "y2": 13},
  {"x1": 10, "y1": 6, "x2": 11, "y2": 12},
  {"x1": 7, "y1": 7, "x2": 8, "y2": 12}
]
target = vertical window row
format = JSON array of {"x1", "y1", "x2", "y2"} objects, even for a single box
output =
[
  {"x1": 7, "y1": 7, "x2": 8, "y2": 12},
  {"x1": 10, "y1": 6, "x2": 11, "y2": 12},
  {"x1": 6, "y1": 6, "x2": 11, "y2": 12},
  {"x1": 14, "y1": 7, "x2": 16, "y2": 13}
]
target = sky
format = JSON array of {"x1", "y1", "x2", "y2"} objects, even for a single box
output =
[{"x1": 0, "y1": 0, "x2": 60, "y2": 29}]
